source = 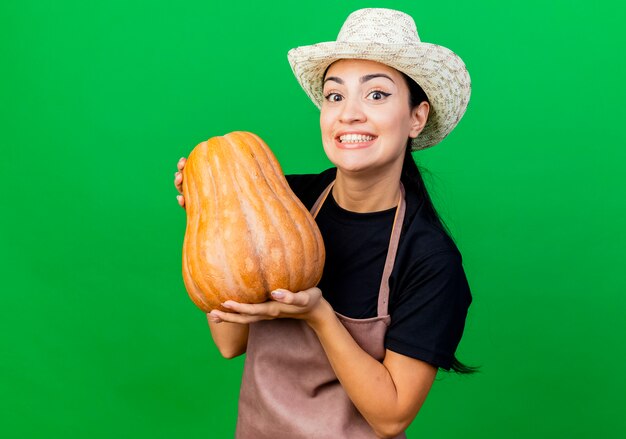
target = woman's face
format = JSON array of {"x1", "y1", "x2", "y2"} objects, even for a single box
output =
[{"x1": 320, "y1": 59, "x2": 428, "y2": 176}]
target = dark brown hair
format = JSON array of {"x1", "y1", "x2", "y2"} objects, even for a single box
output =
[{"x1": 400, "y1": 72, "x2": 480, "y2": 374}]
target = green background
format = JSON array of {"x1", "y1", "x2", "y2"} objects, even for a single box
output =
[{"x1": 2, "y1": 0, "x2": 625, "y2": 437}]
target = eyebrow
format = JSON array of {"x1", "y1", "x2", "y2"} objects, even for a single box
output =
[{"x1": 323, "y1": 73, "x2": 395, "y2": 85}]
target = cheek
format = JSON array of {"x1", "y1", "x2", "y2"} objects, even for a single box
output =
[
  {"x1": 385, "y1": 108, "x2": 413, "y2": 137},
  {"x1": 319, "y1": 112, "x2": 336, "y2": 155},
  {"x1": 319, "y1": 113, "x2": 341, "y2": 156},
  {"x1": 319, "y1": 110, "x2": 333, "y2": 135},
  {"x1": 377, "y1": 110, "x2": 412, "y2": 154}
]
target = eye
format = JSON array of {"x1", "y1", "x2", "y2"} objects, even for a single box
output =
[
  {"x1": 367, "y1": 90, "x2": 391, "y2": 101},
  {"x1": 324, "y1": 92, "x2": 343, "y2": 102}
]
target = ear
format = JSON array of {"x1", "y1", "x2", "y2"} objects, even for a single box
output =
[{"x1": 409, "y1": 101, "x2": 430, "y2": 138}]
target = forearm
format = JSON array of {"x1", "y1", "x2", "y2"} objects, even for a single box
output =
[
  {"x1": 207, "y1": 317, "x2": 249, "y2": 359},
  {"x1": 307, "y1": 300, "x2": 434, "y2": 437}
]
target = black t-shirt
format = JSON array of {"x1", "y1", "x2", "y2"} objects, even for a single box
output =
[{"x1": 286, "y1": 168, "x2": 472, "y2": 370}]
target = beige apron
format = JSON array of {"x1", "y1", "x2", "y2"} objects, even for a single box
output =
[{"x1": 236, "y1": 181, "x2": 407, "y2": 439}]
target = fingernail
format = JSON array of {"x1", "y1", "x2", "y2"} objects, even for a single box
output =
[
  {"x1": 222, "y1": 301, "x2": 233, "y2": 308},
  {"x1": 271, "y1": 290, "x2": 285, "y2": 299}
]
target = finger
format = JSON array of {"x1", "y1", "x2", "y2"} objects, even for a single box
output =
[
  {"x1": 211, "y1": 309, "x2": 265, "y2": 324},
  {"x1": 174, "y1": 172, "x2": 183, "y2": 193},
  {"x1": 177, "y1": 157, "x2": 187, "y2": 171},
  {"x1": 177, "y1": 195, "x2": 185, "y2": 208},
  {"x1": 271, "y1": 289, "x2": 310, "y2": 307},
  {"x1": 222, "y1": 300, "x2": 273, "y2": 316},
  {"x1": 208, "y1": 311, "x2": 222, "y2": 324}
]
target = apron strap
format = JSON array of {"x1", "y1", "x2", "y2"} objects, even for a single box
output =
[
  {"x1": 310, "y1": 180, "x2": 407, "y2": 318},
  {"x1": 377, "y1": 183, "x2": 406, "y2": 316},
  {"x1": 310, "y1": 181, "x2": 335, "y2": 219}
]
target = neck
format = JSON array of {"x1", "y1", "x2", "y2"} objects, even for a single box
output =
[{"x1": 333, "y1": 168, "x2": 402, "y2": 213}]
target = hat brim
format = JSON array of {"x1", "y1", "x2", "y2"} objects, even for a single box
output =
[{"x1": 288, "y1": 41, "x2": 471, "y2": 150}]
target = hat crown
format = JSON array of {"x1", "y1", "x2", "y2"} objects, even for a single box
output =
[{"x1": 336, "y1": 8, "x2": 422, "y2": 44}]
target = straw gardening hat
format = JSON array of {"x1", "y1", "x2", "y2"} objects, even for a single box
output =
[{"x1": 287, "y1": 8, "x2": 471, "y2": 150}]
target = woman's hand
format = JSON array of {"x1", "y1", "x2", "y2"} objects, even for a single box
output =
[
  {"x1": 208, "y1": 287, "x2": 328, "y2": 325},
  {"x1": 174, "y1": 157, "x2": 186, "y2": 208}
]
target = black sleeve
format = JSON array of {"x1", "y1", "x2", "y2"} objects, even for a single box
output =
[{"x1": 385, "y1": 250, "x2": 472, "y2": 370}]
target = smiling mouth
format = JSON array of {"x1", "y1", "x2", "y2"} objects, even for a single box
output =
[{"x1": 338, "y1": 134, "x2": 376, "y2": 144}]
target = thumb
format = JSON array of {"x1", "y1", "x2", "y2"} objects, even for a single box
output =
[{"x1": 270, "y1": 289, "x2": 289, "y2": 301}]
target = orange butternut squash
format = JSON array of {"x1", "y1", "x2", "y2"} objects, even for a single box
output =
[{"x1": 182, "y1": 131, "x2": 325, "y2": 312}]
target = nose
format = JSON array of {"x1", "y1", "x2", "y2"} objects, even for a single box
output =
[{"x1": 338, "y1": 97, "x2": 366, "y2": 124}]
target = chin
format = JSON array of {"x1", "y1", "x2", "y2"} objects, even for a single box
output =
[{"x1": 335, "y1": 159, "x2": 381, "y2": 175}]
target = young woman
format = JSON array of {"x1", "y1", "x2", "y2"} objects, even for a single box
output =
[{"x1": 175, "y1": 8, "x2": 476, "y2": 438}]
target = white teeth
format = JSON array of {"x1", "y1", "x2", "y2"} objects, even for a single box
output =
[{"x1": 339, "y1": 134, "x2": 374, "y2": 143}]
